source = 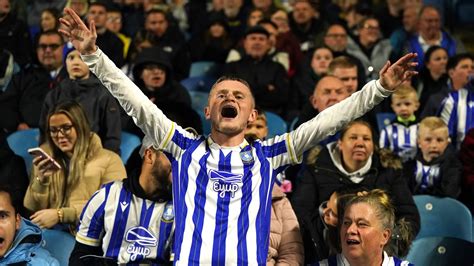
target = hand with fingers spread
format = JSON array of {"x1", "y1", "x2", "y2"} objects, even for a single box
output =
[
  {"x1": 59, "y1": 7, "x2": 97, "y2": 55},
  {"x1": 379, "y1": 53, "x2": 418, "y2": 91}
]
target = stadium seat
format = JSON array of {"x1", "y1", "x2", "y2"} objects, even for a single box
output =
[
  {"x1": 188, "y1": 90, "x2": 209, "y2": 113},
  {"x1": 406, "y1": 236, "x2": 474, "y2": 265},
  {"x1": 42, "y1": 229, "x2": 76, "y2": 266},
  {"x1": 181, "y1": 76, "x2": 216, "y2": 92},
  {"x1": 455, "y1": 0, "x2": 474, "y2": 24},
  {"x1": 121, "y1": 132, "x2": 141, "y2": 164},
  {"x1": 265, "y1": 112, "x2": 287, "y2": 138},
  {"x1": 414, "y1": 195, "x2": 472, "y2": 241},
  {"x1": 189, "y1": 61, "x2": 219, "y2": 78},
  {"x1": 6, "y1": 128, "x2": 40, "y2": 176},
  {"x1": 197, "y1": 111, "x2": 211, "y2": 136},
  {"x1": 376, "y1": 112, "x2": 396, "y2": 132}
]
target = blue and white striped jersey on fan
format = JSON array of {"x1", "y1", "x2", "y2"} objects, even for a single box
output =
[
  {"x1": 314, "y1": 252, "x2": 413, "y2": 266},
  {"x1": 414, "y1": 161, "x2": 441, "y2": 192},
  {"x1": 439, "y1": 88, "x2": 474, "y2": 149},
  {"x1": 165, "y1": 128, "x2": 297, "y2": 265},
  {"x1": 76, "y1": 181, "x2": 174, "y2": 264},
  {"x1": 379, "y1": 122, "x2": 418, "y2": 162}
]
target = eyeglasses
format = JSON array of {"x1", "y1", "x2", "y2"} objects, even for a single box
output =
[
  {"x1": 49, "y1": 125, "x2": 74, "y2": 137},
  {"x1": 37, "y1": 44, "x2": 62, "y2": 51},
  {"x1": 362, "y1": 25, "x2": 380, "y2": 30}
]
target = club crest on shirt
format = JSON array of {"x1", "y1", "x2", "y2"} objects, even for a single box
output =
[
  {"x1": 161, "y1": 202, "x2": 174, "y2": 223},
  {"x1": 125, "y1": 226, "x2": 157, "y2": 261},
  {"x1": 209, "y1": 169, "x2": 243, "y2": 198},
  {"x1": 240, "y1": 150, "x2": 254, "y2": 164}
]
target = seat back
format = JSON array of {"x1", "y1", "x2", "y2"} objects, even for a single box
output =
[
  {"x1": 6, "y1": 128, "x2": 40, "y2": 176},
  {"x1": 189, "y1": 61, "x2": 218, "y2": 78},
  {"x1": 181, "y1": 76, "x2": 217, "y2": 92},
  {"x1": 414, "y1": 195, "x2": 472, "y2": 241},
  {"x1": 120, "y1": 132, "x2": 141, "y2": 164},
  {"x1": 406, "y1": 236, "x2": 474, "y2": 265},
  {"x1": 265, "y1": 112, "x2": 287, "y2": 138},
  {"x1": 42, "y1": 229, "x2": 76, "y2": 266},
  {"x1": 376, "y1": 112, "x2": 396, "y2": 132}
]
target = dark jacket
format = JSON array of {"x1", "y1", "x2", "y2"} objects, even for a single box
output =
[
  {"x1": 292, "y1": 145, "x2": 420, "y2": 263},
  {"x1": 403, "y1": 148, "x2": 463, "y2": 198},
  {"x1": 0, "y1": 64, "x2": 67, "y2": 132},
  {"x1": 0, "y1": 12, "x2": 33, "y2": 66},
  {"x1": 97, "y1": 29, "x2": 125, "y2": 68},
  {"x1": 223, "y1": 54, "x2": 289, "y2": 118},
  {"x1": 0, "y1": 131, "x2": 28, "y2": 216},
  {"x1": 413, "y1": 70, "x2": 448, "y2": 117},
  {"x1": 39, "y1": 76, "x2": 122, "y2": 153},
  {"x1": 419, "y1": 81, "x2": 451, "y2": 118}
]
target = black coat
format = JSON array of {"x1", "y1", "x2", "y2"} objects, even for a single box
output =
[
  {"x1": 292, "y1": 146, "x2": 420, "y2": 263},
  {"x1": 403, "y1": 148, "x2": 463, "y2": 198},
  {"x1": 39, "y1": 76, "x2": 122, "y2": 154},
  {"x1": 0, "y1": 64, "x2": 67, "y2": 132},
  {"x1": 0, "y1": 13, "x2": 33, "y2": 66},
  {"x1": 223, "y1": 55, "x2": 289, "y2": 117}
]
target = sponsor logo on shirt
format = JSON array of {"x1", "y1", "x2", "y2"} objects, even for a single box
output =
[
  {"x1": 209, "y1": 169, "x2": 243, "y2": 198},
  {"x1": 125, "y1": 226, "x2": 157, "y2": 261}
]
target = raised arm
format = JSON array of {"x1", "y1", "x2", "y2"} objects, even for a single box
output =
[
  {"x1": 59, "y1": 8, "x2": 181, "y2": 149},
  {"x1": 290, "y1": 53, "x2": 418, "y2": 157}
]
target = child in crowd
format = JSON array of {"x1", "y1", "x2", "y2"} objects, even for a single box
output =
[
  {"x1": 379, "y1": 85, "x2": 420, "y2": 162},
  {"x1": 404, "y1": 117, "x2": 463, "y2": 198}
]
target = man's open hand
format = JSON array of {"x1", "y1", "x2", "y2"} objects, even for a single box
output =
[
  {"x1": 379, "y1": 53, "x2": 418, "y2": 91},
  {"x1": 58, "y1": 8, "x2": 97, "y2": 55}
]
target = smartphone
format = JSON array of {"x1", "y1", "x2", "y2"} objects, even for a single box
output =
[{"x1": 27, "y1": 147, "x2": 62, "y2": 170}]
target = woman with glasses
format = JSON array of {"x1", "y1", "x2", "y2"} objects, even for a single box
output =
[{"x1": 24, "y1": 100, "x2": 126, "y2": 233}]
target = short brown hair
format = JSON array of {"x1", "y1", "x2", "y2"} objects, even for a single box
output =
[{"x1": 327, "y1": 56, "x2": 357, "y2": 74}]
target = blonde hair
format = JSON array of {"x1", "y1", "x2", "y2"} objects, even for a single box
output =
[
  {"x1": 45, "y1": 101, "x2": 91, "y2": 195},
  {"x1": 392, "y1": 84, "x2": 418, "y2": 102},
  {"x1": 418, "y1": 116, "x2": 449, "y2": 138},
  {"x1": 344, "y1": 189, "x2": 395, "y2": 231}
]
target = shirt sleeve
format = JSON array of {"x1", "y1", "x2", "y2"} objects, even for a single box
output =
[
  {"x1": 75, "y1": 185, "x2": 109, "y2": 247},
  {"x1": 288, "y1": 79, "x2": 391, "y2": 159},
  {"x1": 81, "y1": 49, "x2": 197, "y2": 158}
]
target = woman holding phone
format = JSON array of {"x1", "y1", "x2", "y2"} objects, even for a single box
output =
[{"x1": 24, "y1": 100, "x2": 126, "y2": 232}]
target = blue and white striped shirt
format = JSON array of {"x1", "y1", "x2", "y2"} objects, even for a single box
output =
[
  {"x1": 439, "y1": 88, "x2": 474, "y2": 149},
  {"x1": 314, "y1": 252, "x2": 413, "y2": 266},
  {"x1": 83, "y1": 48, "x2": 392, "y2": 265},
  {"x1": 379, "y1": 121, "x2": 418, "y2": 162},
  {"x1": 76, "y1": 181, "x2": 174, "y2": 264}
]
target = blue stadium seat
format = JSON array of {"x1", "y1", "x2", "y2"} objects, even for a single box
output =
[
  {"x1": 265, "y1": 112, "x2": 287, "y2": 138},
  {"x1": 120, "y1": 131, "x2": 141, "y2": 164},
  {"x1": 197, "y1": 111, "x2": 211, "y2": 136},
  {"x1": 189, "y1": 61, "x2": 219, "y2": 78},
  {"x1": 414, "y1": 195, "x2": 472, "y2": 241},
  {"x1": 42, "y1": 229, "x2": 76, "y2": 266},
  {"x1": 376, "y1": 112, "x2": 396, "y2": 132},
  {"x1": 406, "y1": 236, "x2": 474, "y2": 265},
  {"x1": 6, "y1": 128, "x2": 40, "y2": 176},
  {"x1": 181, "y1": 76, "x2": 216, "y2": 92},
  {"x1": 455, "y1": 0, "x2": 474, "y2": 24},
  {"x1": 188, "y1": 90, "x2": 209, "y2": 113}
]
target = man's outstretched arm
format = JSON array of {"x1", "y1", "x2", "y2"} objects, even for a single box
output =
[
  {"x1": 59, "y1": 8, "x2": 186, "y2": 150},
  {"x1": 290, "y1": 54, "x2": 418, "y2": 157}
]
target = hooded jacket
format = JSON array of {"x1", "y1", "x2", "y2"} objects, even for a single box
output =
[
  {"x1": 292, "y1": 143, "x2": 420, "y2": 263},
  {"x1": 0, "y1": 218, "x2": 59, "y2": 265}
]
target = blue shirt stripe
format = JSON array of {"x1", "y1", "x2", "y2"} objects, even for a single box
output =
[
  {"x1": 237, "y1": 146, "x2": 254, "y2": 264},
  {"x1": 105, "y1": 186, "x2": 132, "y2": 258}
]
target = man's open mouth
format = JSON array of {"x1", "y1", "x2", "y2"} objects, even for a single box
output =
[
  {"x1": 0, "y1": 237, "x2": 4, "y2": 244},
  {"x1": 221, "y1": 105, "x2": 238, "y2": 118}
]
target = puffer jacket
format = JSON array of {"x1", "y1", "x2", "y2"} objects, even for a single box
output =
[
  {"x1": 292, "y1": 143, "x2": 420, "y2": 263},
  {"x1": 24, "y1": 133, "x2": 126, "y2": 226},
  {"x1": 267, "y1": 184, "x2": 304, "y2": 265},
  {"x1": 0, "y1": 218, "x2": 59, "y2": 265}
]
